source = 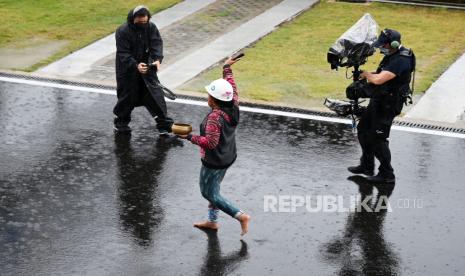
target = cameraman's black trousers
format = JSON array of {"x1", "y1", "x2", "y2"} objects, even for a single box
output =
[{"x1": 357, "y1": 102, "x2": 395, "y2": 178}]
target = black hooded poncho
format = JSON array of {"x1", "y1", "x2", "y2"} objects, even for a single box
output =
[{"x1": 114, "y1": 8, "x2": 167, "y2": 113}]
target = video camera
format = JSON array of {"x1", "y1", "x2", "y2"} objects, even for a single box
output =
[
  {"x1": 324, "y1": 13, "x2": 379, "y2": 128},
  {"x1": 326, "y1": 13, "x2": 378, "y2": 71}
]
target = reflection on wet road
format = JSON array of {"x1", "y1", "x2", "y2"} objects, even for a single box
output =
[
  {"x1": 115, "y1": 134, "x2": 183, "y2": 246},
  {"x1": 1, "y1": 81, "x2": 465, "y2": 275},
  {"x1": 198, "y1": 228, "x2": 249, "y2": 276},
  {"x1": 322, "y1": 176, "x2": 398, "y2": 275}
]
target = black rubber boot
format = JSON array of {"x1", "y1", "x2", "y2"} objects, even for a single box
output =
[
  {"x1": 113, "y1": 122, "x2": 132, "y2": 133},
  {"x1": 155, "y1": 116, "x2": 173, "y2": 136}
]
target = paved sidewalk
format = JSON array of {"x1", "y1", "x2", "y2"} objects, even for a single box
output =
[
  {"x1": 80, "y1": 0, "x2": 284, "y2": 83},
  {"x1": 36, "y1": 0, "x2": 285, "y2": 83},
  {"x1": 36, "y1": 0, "x2": 216, "y2": 79},
  {"x1": 406, "y1": 52, "x2": 465, "y2": 124},
  {"x1": 159, "y1": 0, "x2": 318, "y2": 89},
  {"x1": 35, "y1": 0, "x2": 318, "y2": 89}
]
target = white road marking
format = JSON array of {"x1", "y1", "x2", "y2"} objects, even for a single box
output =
[{"x1": 1, "y1": 76, "x2": 465, "y2": 139}]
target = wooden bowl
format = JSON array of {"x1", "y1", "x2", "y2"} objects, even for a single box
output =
[{"x1": 171, "y1": 123, "x2": 192, "y2": 135}]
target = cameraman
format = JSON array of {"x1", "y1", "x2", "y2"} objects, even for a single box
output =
[
  {"x1": 113, "y1": 5, "x2": 173, "y2": 134},
  {"x1": 347, "y1": 29, "x2": 415, "y2": 183}
]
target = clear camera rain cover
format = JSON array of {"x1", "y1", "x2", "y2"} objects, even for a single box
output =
[{"x1": 328, "y1": 13, "x2": 379, "y2": 68}]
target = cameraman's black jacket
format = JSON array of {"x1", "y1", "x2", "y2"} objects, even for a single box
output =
[
  {"x1": 346, "y1": 47, "x2": 415, "y2": 116},
  {"x1": 372, "y1": 47, "x2": 415, "y2": 116},
  {"x1": 115, "y1": 9, "x2": 166, "y2": 112}
]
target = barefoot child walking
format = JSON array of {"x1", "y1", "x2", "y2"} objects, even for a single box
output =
[{"x1": 178, "y1": 56, "x2": 250, "y2": 236}]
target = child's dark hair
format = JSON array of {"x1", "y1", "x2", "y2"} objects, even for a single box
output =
[
  {"x1": 213, "y1": 98, "x2": 234, "y2": 109},
  {"x1": 213, "y1": 97, "x2": 239, "y2": 126}
]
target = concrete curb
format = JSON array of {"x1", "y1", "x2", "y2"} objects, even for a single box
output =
[{"x1": 2, "y1": 70, "x2": 464, "y2": 132}]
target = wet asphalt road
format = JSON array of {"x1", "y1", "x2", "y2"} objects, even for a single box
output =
[{"x1": 1, "y1": 81, "x2": 465, "y2": 276}]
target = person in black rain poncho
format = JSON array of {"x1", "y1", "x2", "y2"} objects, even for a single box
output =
[{"x1": 113, "y1": 5, "x2": 174, "y2": 134}]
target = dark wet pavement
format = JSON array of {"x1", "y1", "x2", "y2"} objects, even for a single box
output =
[{"x1": 1, "y1": 81, "x2": 465, "y2": 275}]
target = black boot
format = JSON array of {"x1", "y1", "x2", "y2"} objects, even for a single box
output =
[
  {"x1": 114, "y1": 117, "x2": 132, "y2": 133},
  {"x1": 348, "y1": 165, "x2": 374, "y2": 176},
  {"x1": 155, "y1": 116, "x2": 173, "y2": 136},
  {"x1": 114, "y1": 122, "x2": 131, "y2": 133},
  {"x1": 114, "y1": 124, "x2": 131, "y2": 133}
]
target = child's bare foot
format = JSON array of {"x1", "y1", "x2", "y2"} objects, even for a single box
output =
[
  {"x1": 194, "y1": 221, "x2": 219, "y2": 231},
  {"x1": 238, "y1": 213, "x2": 251, "y2": 236}
]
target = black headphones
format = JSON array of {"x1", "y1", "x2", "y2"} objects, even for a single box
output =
[{"x1": 382, "y1": 29, "x2": 400, "y2": 49}]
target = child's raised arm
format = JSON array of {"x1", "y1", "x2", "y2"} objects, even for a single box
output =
[{"x1": 223, "y1": 57, "x2": 239, "y2": 106}]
